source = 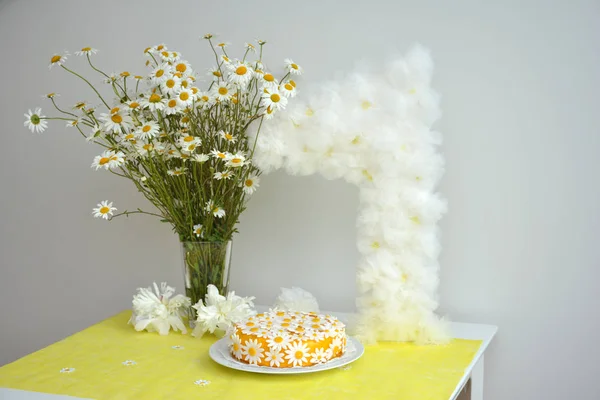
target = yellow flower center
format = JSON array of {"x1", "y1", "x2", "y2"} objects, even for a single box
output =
[
  {"x1": 305, "y1": 108, "x2": 314, "y2": 116},
  {"x1": 50, "y1": 55, "x2": 61, "y2": 63},
  {"x1": 361, "y1": 100, "x2": 372, "y2": 109},
  {"x1": 217, "y1": 153, "x2": 226, "y2": 159},
  {"x1": 250, "y1": 327, "x2": 259, "y2": 332},
  {"x1": 134, "y1": 75, "x2": 143, "y2": 80},
  {"x1": 168, "y1": 99, "x2": 177, "y2": 107},
  {"x1": 236, "y1": 66, "x2": 247, "y2": 75},
  {"x1": 212, "y1": 70, "x2": 222, "y2": 77},
  {"x1": 291, "y1": 63, "x2": 298, "y2": 70},
  {"x1": 179, "y1": 92, "x2": 190, "y2": 101},
  {"x1": 143, "y1": 47, "x2": 151, "y2": 54},
  {"x1": 274, "y1": 336, "x2": 283, "y2": 343},
  {"x1": 191, "y1": 87, "x2": 198, "y2": 94},
  {"x1": 284, "y1": 83, "x2": 293, "y2": 91},
  {"x1": 110, "y1": 107, "x2": 120, "y2": 114},
  {"x1": 266, "y1": 106, "x2": 274, "y2": 115},
  {"x1": 81, "y1": 47, "x2": 91, "y2": 52},
  {"x1": 161, "y1": 51, "x2": 169, "y2": 58},
  {"x1": 142, "y1": 125, "x2": 151, "y2": 133},
  {"x1": 111, "y1": 114, "x2": 123, "y2": 123},
  {"x1": 224, "y1": 133, "x2": 233, "y2": 140},
  {"x1": 188, "y1": 144, "x2": 196, "y2": 151},
  {"x1": 233, "y1": 343, "x2": 240, "y2": 351},
  {"x1": 157, "y1": 45, "x2": 164, "y2": 50},
  {"x1": 176, "y1": 63, "x2": 187, "y2": 73},
  {"x1": 181, "y1": 116, "x2": 190, "y2": 123},
  {"x1": 181, "y1": 80, "x2": 189, "y2": 88},
  {"x1": 143, "y1": 144, "x2": 152, "y2": 151},
  {"x1": 289, "y1": 80, "x2": 296, "y2": 88},
  {"x1": 183, "y1": 136, "x2": 194, "y2": 142},
  {"x1": 218, "y1": 87, "x2": 228, "y2": 95},
  {"x1": 231, "y1": 158, "x2": 242, "y2": 164},
  {"x1": 270, "y1": 93, "x2": 281, "y2": 103},
  {"x1": 155, "y1": 69, "x2": 164, "y2": 78},
  {"x1": 99, "y1": 157, "x2": 110, "y2": 165},
  {"x1": 120, "y1": 71, "x2": 130, "y2": 77},
  {"x1": 248, "y1": 348, "x2": 257, "y2": 356},
  {"x1": 125, "y1": 134, "x2": 135, "y2": 140},
  {"x1": 371, "y1": 241, "x2": 380, "y2": 249},
  {"x1": 201, "y1": 95, "x2": 209, "y2": 102},
  {"x1": 263, "y1": 73, "x2": 274, "y2": 82},
  {"x1": 129, "y1": 102, "x2": 140, "y2": 108},
  {"x1": 351, "y1": 136, "x2": 361, "y2": 145},
  {"x1": 99, "y1": 206, "x2": 110, "y2": 214},
  {"x1": 166, "y1": 79, "x2": 175, "y2": 88},
  {"x1": 294, "y1": 351, "x2": 303, "y2": 359},
  {"x1": 149, "y1": 93, "x2": 161, "y2": 103}
]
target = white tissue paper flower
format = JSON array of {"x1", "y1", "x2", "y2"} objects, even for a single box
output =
[
  {"x1": 191, "y1": 284, "x2": 256, "y2": 337},
  {"x1": 273, "y1": 287, "x2": 320, "y2": 313},
  {"x1": 129, "y1": 282, "x2": 191, "y2": 335}
]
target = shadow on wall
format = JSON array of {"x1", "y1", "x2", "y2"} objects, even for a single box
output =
[{"x1": 231, "y1": 170, "x2": 359, "y2": 312}]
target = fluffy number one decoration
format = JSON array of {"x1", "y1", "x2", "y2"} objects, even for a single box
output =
[{"x1": 251, "y1": 45, "x2": 449, "y2": 344}]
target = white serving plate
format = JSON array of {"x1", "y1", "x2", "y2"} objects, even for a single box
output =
[{"x1": 208, "y1": 336, "x2": 364, "y2": 374}]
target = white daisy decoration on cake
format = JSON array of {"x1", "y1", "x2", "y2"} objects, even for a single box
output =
[
  {"x1": 285, "y1": 341, "x2": 310, "y2": 367},
  {"x1": 59, "y1": 367, "x2": 75, "y2": 374},
  {"x1": 242, "y1": 338, "x2": 264, "y2": 365},
  {"x1": 266, "y1": 333, "x2": 291, "y2": 351},
  {"x1": 264, "y1": 348, "x2": 285, "y2": 367},
  {"x1": 310, "y1": 348, "x2": 332, "y2": 364},
  {"x1": 329, "y1": 337, "x2": 343, "y2": 354},
  {"x1": 230, "y1": 333, "x2": 243, "y2": 359}
]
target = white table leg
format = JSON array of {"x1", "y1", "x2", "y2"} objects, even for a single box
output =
[{"x1": 470, "y1": 354, "x2": 484, "y2": 400}]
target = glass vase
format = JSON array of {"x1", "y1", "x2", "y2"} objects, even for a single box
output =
[{"x1": 181, "y1": 241, "x2": 233, "y2": 323}]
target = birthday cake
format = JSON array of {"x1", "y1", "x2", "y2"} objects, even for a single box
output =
[{"x1": 229, "y1": 310, "x2": 347, "y2": 367}]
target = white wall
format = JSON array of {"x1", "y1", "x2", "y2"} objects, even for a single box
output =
[{"x1": 1, "y1": 0, "x2": 599, "y2": 399}]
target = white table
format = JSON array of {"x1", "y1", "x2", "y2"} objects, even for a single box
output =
[{"x1": 0, "y1": 310, "x2": 497, "y2": 400}]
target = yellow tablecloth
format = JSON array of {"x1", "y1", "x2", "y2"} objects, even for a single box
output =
[{"x1": 0, "y1": 311, "x2": 481, "y2": 400}]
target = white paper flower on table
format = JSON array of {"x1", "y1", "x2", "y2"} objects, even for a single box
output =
[
  {"x1": 129, "y1": 282, "x2": 191, "y2": 335},
  {"x1": 273, "y1": 287, "x2": 320, "y2": 313},
  {"x1": 191, "y1": 284, "x2": 256, "y2": 337}
]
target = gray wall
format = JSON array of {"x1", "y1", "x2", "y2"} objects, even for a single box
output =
[{"x1": 1, "y1": 1, "x2": 599, "y2": 399}]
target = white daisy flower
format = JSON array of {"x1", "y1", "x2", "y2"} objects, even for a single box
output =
[
  {"x1": 230, "y1": 333, "x2": 243, "y2": 359},
  {"x1": 329, "y1": 337, "x2": 343, "y2": 354},
  {"x1": 226, "y1": 153, "x2": 246, "y2": 168},
  {"x1": 24, "y1": 108, "x2": 48, "y2": 133},
  {"x1": 91, "y1": 150, "x2": 125, "y2": 170},
  {"x1": 256, "y1": 39, "x2": 267, "y2": 45},
  {"x1": 43, "y1": 92, "x2": 59, "y2": 99},
  {"x1": 202, "y1": 33, "x2": 214, "y2": 39},
  {"x1": 168, "y1": 167, "x2": 187, "y2": 176},
  {"x1": 261, "y1": 88, "x2": 288, "y2": 111},
  {"x1": 244, "y1": 42, "x2": 257, "y2": 53},
  {"x1": 196, "y1": 92, "x2": 212, "y2": 109},
  {"x1": 140, "y1": 93, "x2": 166, "y2": 111},
  {"x1": 158, "y1": 50, "x2": 179, "y2": 63},
  {"x1": 284, "y1": 58, "x2": 303, "y2": 75},
  {"x1": 135, "y1": 121, "x2": 160, "y2": 140},
  {"x1": 122, "y1": 360, "x2": 137, "y2": 366},
  {"x1": 207, "y1": 66, "x2": 223, "y2": 81},
  {"x1": 48, "y1": 52, "x2": 68, "y2": 69},
  {"x1": 241, "y1": 338, "x2": 264, "y2": 365},
  {"x1": 194, "y1": 379, "x2": 210, "y2": 387},
  {"x1": 103, "y1": 72, "x2": 119, "y2": 84},
  {"x1": 218, "y1": 130, "x2": 236, "y2": 143},
  {"x1": 72, "y1": 101, "x2": 89, "y2": 110},
  {"x1": 161, "y1": 76, "x2": 181, "y2": 95},
  {"x1": 92, "y1": 200, "x2": 116, "y2": 220},
  {"x1": 280, "y1": 80, "x2": 297, "y2": 98},
  {"x1": 310, "y1": 348, "x2": 332, "y2": 364},
  {"x1": 192, "y1": 154, "x2": 209, "y2": 163},
  {"x1": 213, "y1": 171, "x2": 233, "y2": 180},
  {"x1": 241, "y1": 175, "x2": 260, "y2": 195},
  {"x1": 176, "y1": 88, "x2": 194, "y2": 107},
  {"x1": 124, "y1": 99, "x2": 142, "y2": 111},
  {"x1": 65, "y1": 119, "x2": 79, "y2": 128},
  {"x1": 259, "y1": 72, "x2": 278, "y2": 89},
  {"x1": 135, "y1": 141, "x2": 164, "y2": 157},
  {"x1": 263, "y1": 106, "x2": 275, "y2": 120},
  {"x1": 216, "y1": 41, "x2": 230, "y2": 50},
  {"x1": 100, "y1": 111, "x2": 134, "y2": 134},
  {"x1": 210, "y1": 149, "x2": 230, "y2": 160},
  {"x1": 285, "y1": 341, "x2": 310, "y2": 367},
  {"x1": 192, "y1": 224, "x2": 204, "y2": 238},
  {"x1": 264, "y1": 349, "x2": 285, "y2": 367},
  {"x1": 212, "y1": 82, "x2": 233, "y2": 102},
  {"x1": 149, "y1": 64, "x2": 171, "y2": 84},
  {"x1": 227, "y1": 61, "x2": 253, "y2": 86},
  {"x1": 205, "y1": 200, "x2": 226, "y2": 218},
  {"x1": 173, "y1": 60, "x2": 192, "y2": 76},
  {"x1": 266, "y1": 333, "x2": 291, "y2": 351},
  {"x1": 148, "y1": 44, "x2": 168, "y2": 54},
  {"x1": 75, "y1": 47, "x2": 98, "y2": 56},
  {"x1": 163, "y1": 98, "x2": 183, "y2": 115}
]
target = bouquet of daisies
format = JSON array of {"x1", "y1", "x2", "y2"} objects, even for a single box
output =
[{"x1": 24, "y1": 35, "x2": 301, "y2": 243}]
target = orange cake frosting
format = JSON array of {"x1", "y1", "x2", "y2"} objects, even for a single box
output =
[{"x1": 228, "y1": 309, "x2": 347, "y2": 368}]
